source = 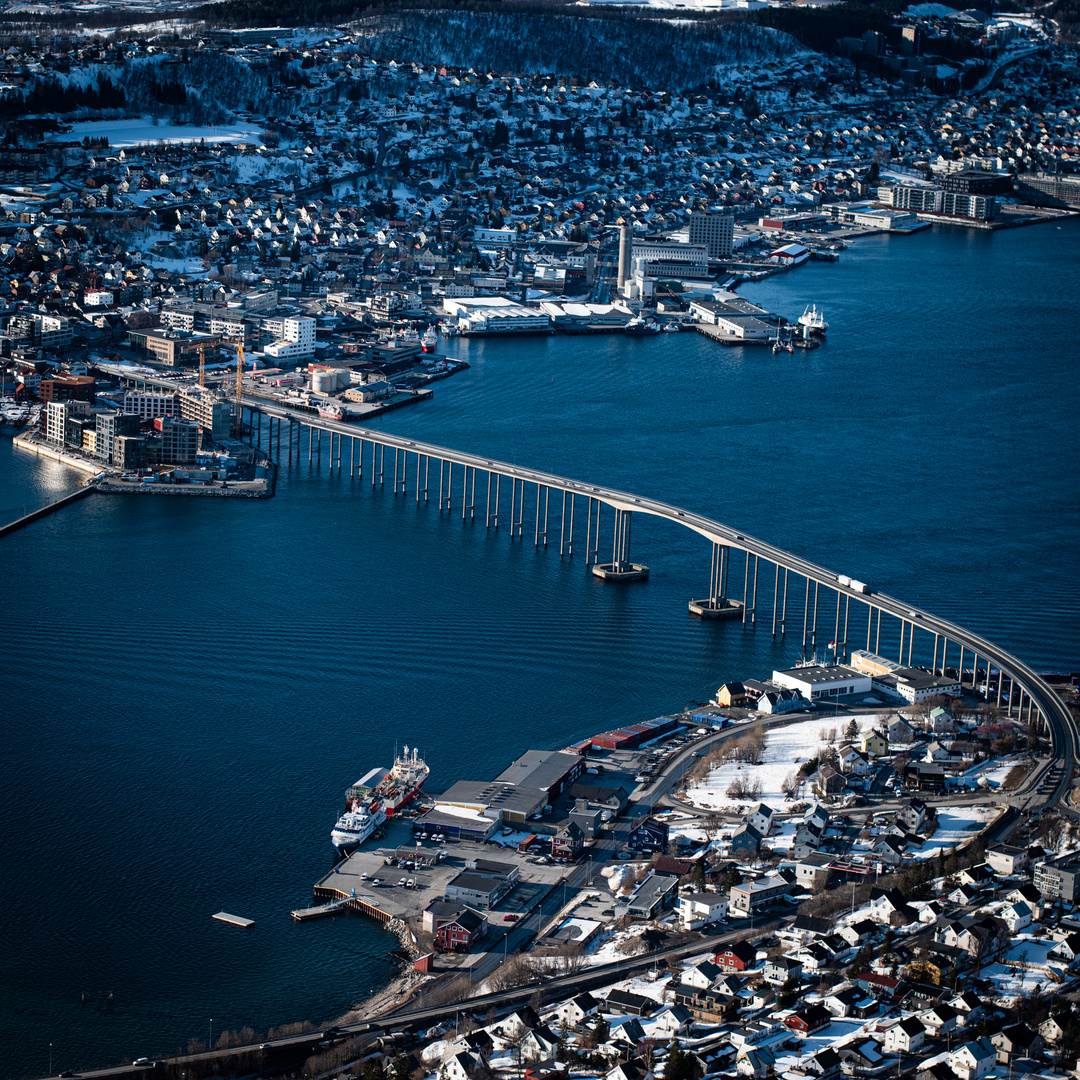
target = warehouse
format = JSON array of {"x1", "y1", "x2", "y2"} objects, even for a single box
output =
[{"x1": 771, "y1": 664, "x2": 872, "y2": 701}]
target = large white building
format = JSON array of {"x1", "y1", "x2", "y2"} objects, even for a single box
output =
[
  {"x1": 265, "y1": 315, "x2": 316, "y2": 360},
  {"x1": 443, "y1": 297, "x2": 550, "y2": 334},
  {"x1": 771, "y1": 664, "x2": 872, "y2": 701}
]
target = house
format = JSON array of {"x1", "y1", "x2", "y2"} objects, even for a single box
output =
[
  {"x1": 788, "y1": 853, "x2": 834, "y2": 891},
  {"x1": 715, "y1": 940, "x2": 757, "y2": 972},
  {"x1": 730, "y1": 822, "x2": 763, "y2": 856},
  {"x1": 679, "y1": 893, "x2": 728, "y2": 930},
  {"x1": 929, "y1": 706, "x2": 955, "y2": 732},
  {"x1": 681, "y1": 959, "x2": 724, "y2": 990},
  {"x1": 736, "y1": 1046, "x2": 777, "y2": 1078},
  {"x1": 763, "y1": 955, "x2": 804, "y2": 986},
  {"x1": 805, "y1": 1048, "x2": 842, "y2": 1080},
  {"x1": 716, "y1": 682, "x2": 749, "y2": 707},
  {"x1": 838, "y1": 920, "x2": 878, "y2": 948},
  {"x1": 436, "y1": 906, "x2": 488, "y2": 952},
  {"x1": 950, "y1": 992, "x2": 985, "y2": 1028},
  {"x1": 789, "y1": 914, "x2": 833, "y2": 943},
  {"x1": 785, "y1": 1003, "x2": 832, "y2": 1036},
  {"x1": 920, "y1": 1003, "x2": 959, "y2": 1037},
  {"x1": 628, "y1": 817, "x2": 669, "y2": 853},
  {"x1": 991, "y1": 1023, "x2": 1043, "y2": 1064},
  {"x1": 551, "y1": 820, "x2": 584, "y2": 861},
  {"x1": 1001, "y1": 901, "x2": 1032, "y2": 934},
  {"x1": 889, "y1": 716, "x2": 918, "y2": 744},
  {"x1": 606, "y1": 1060, "x2": 654, "y2": 1080},
  {"x1": 856, "y1": 971, "x2": 902, "y2": 997},
  {"x1": 885, "y1": 1016, "x2": 926, "y2": 1053},
  {"x1": 868, "y1": 887, "x2": 915, "y2": 925},
  {"x1": 816, "y1": 764, "x2": 847, "y2": 797},
  {"x1": 748, "y1": 803, "x2": 776, "y2": 836},
  {"x1": 623, "y1": 873, "x2": 679, "y2": 919},
  {"x1": 948, "y1": 1038, "x2": 996, "y2": 1080},
  {"x1": 1050, "y1": 932, "x2": 1080, "y2": 962},
  {"x1": 1039, "y1": 1016, "x2": 1066, "y2": 1045},
  {"x1": 797, "y1": 941, "x2": 836, "y2": 974},
  {"x1": 605, "y1": 990, "x2": 658, "y2": 1017},
  {"x1": 838, "y1": 1039, "x2": 886, "y2": 1071},
  {"x1": 651, "y1": 1003, "x2": 693, "y2": 1037},
  {"x1": 875, "y1": 835, "x2": 906, "y2": 867},
  {"x1": 958, "y1": 864, "x2": 995, "y2": 888},
  {"x1": 860, "y1": 730, "x2": 889, "y2": 756},
  {"x1": 898, "y1": 799, "x2": 930, "y2": 833},
  {"x1": 443, "y1": 1051, "x2": 481, "y2": 1080},
  {"x1": 823, "y1": 986, "x2": 864, "y2": 1017},
  {"x1": 555, "y1": 992, "x2": 599, "y2": 1030},
  {"x1": 948, "y1": 883, "x2": 980, "y2": 906},
  {"x1": 838, "y1": 744, "x2": 870, "y2": 776}
]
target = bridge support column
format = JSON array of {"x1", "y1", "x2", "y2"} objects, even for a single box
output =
[
  {"x1": 957, "y1": 645, "x2": 965, "y2": 691},
  {"x1": 898, "y1": 620, "x2": 907, "y2": 665},
  {"x1": 772, "y1": 564, "x2": 780, "y2": 636},
  {"x1": 486, "y1": 471, "x2": 493, "y2": 525},
  {"x1": 437, "y1": 459, "x2": 445, "y2": 509},
  {"x1": 833, "y1": 591, "x2": 842, "y2": 659},
  {"x1": 751, "y1": 556, "x2": 759, "y2": 624},
  {"x1": 542, "y1": 486, "x2": 549, "y2": 546},
  {"x1": 534, "y1": 484, "x2": 542, "y2": 546},
  {"x1": 742, "y1": 553, "x2": 750, "y2": 625},
  {"x1": 907, "y1": 620, "x2": 914, "y2": 666},
  {"x1": 568, "y1": 493, "x2": 575, "y2": 555},
  {"x1": 781, "y1": 567, "x2": 788, "y2": 634},
  {"x1": 802, "y1": 577, "x2": 810, "y2": 655},
  {"x1": 843, "y1": 596, "x2": 850, "y2": 663},
  {"x1": 692, "y1": 542, "x2": 740, "y2": 618},
  {"x1": 996, "y1": 671, "x2": 1003, "y2": 708},
  {"x1": 424, "y1": 455, "x2": 430, "y2": 502},
  {"x1": 493, "y1": 473, "x2": 500, "y2": 526},
  {"x1": 469, "y1": 467, "x2": 476, "y2": 521},
  {"x1": 811, "y1": 581, "x2": 819, "y2": 649},
  {"x1": 462, "y1": 466, "x2": 471, "y2": 520},
  {"x1": 512, "y1": 479, "x2": 523, "y2": 538},
  {"x1": 932, "y1": 633, "x2": 939, "y2": 675},
  {"x1": 559, "y1": 491, "x2": 567, "y2": 554},
  {"x1": 875, "y1": 609, "x2": 882, "y2": 654},
  {"x1": 307, "y1": 425, "x2": 312, "y2": 464},
  {"x1": 593, "y1": 508, "x2": 647, "y2": 581}
]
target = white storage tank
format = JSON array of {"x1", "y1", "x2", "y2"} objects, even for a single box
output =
[
  {"x1": 331, "y1": 368, "x2": 351, "y2": 391},
  {"x1": 311, "y1": 371, "x2": 336, "y2": 394}
]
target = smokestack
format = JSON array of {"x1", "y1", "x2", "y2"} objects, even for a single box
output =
[{"x1": 617, "y1": 225, "x2": 631, "y2": 290}]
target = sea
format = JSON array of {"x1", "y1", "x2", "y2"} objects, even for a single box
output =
[{"x1": 2, "y1": 219, "x2": 1078, "y2": 1079}]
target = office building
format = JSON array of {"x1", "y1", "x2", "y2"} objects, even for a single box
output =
[{"x1": 689, "y1": 210, "x2": 735, "y2": 259}]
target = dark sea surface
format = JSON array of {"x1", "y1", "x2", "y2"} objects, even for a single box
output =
[{"x1": 2, "y1": 219, "x2": 1078, "y2": 1078}]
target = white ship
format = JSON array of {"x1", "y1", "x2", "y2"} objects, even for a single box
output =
[
  {"x1": 798, "y1": 305, "x2": 828, "y2": 335},
  {"x1": 331, "y1": 803, "x2": 387, "y2": 853},
  {"x1": 421, "y1": 327, "x2": 438, "y2": 352}
]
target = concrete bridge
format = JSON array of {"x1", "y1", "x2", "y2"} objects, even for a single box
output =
[{"x1": 240, "y1": 398, "x2": 1077, "y2": 811}]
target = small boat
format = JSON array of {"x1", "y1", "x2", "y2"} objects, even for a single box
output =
[
  {"x1": 798, "y1": 305, "x2": 828, "y2": 335},
  {"x1": 625, "y1": 317, "x2": 660, "y2": 337},
  {"x1": 318, "y1": 402, "x2": 345, "y2": 420},
  {"x1": 661, "y1": 323, "x2": 680, "y2": 333}
]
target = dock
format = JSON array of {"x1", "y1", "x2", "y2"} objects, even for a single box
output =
[
  {"x1": 212, "y1": 911, "x2": 254, "y2": 927},
  {"x1": 0, "y1": 485, "x2": 96, "y2": 539},
  {"x1": 291, "y1": 898, "x2": 351, "y2": 921}
]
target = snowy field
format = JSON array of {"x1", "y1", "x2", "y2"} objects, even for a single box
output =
[
  {"x1": 48, "y1": 119, "x2": 263, "y2": 148},
  {"x1": 685, "y1": 714, "x2": 881, "y2": 810},
  {"x1": 905, "y1": 807, "x2": 999, "y2": 860}
]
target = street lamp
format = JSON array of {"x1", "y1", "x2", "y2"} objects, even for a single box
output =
[{"x1": 209, "y1": 1019, "x2": 213, "y2": 1051}]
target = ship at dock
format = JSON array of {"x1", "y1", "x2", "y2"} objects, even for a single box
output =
[{"x1": 331, "y1": 746, "x2": 429, "y2": 854}]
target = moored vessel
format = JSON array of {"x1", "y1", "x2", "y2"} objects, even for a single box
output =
[
  {"x1": 798, "y1": 304, "x2": 828, "y2": 335},
  {"x1": 332, "y1": 746, "x2": 429, "y2": 853}
]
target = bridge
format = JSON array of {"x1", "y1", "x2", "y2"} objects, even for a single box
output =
[{"x1": 239, "y1": 397, "x2": 1077, "y2": 812}]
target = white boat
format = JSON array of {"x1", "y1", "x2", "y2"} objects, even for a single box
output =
[
  {"x1": 421, "y1": 327, "x2": 438, "y2": 352},
  {"x1": 662, "y1": 323, "x2": 680, "y2": 333},
  {"x1": 331, "y1": 803, "x2": 387, "y2": 853},
  {"x1": 798, "y1": 305, "x2": 828, "y2": 335}
]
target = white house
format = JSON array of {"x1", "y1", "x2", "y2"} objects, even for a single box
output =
[
  {"x1": 679, "y1": 894, "x2": 729, "y2": 931},
  {"x1": 1001, "y1": 901, "x2": 1032, "y2": 934},
  {"x1": 885, "y1": 1017, "x2": 926, "y2": 1054},
  {"x1": 948, "y1": 1038, "x2": 996, "y2": 1080},
  {"x1": 556, "y1": 992, "x2": 599, "y2": 1029},
  {"x1": 749, "y1": 803, "x2": 776, "y2": 836}
]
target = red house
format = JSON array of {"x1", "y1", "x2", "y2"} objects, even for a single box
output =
[
  {"x1": 436, "y1": 908, "x2": 488, "y2": 953},
  {"x1": 714, "y1": 941, "x2": 756, "y2": 972},
  {"x1": 785, "y1": 1004, "x2": 832, "y2": 1035}
]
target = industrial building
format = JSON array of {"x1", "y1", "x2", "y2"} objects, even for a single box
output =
[{"x1": 772, "y1": 664, "x2": 872, "y2": 701}]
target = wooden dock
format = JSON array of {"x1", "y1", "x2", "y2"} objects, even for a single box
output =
[
  {"x1": 212, "y1": 911, "x2": 254, "y2": 927},
  {"x1": 291, "y1": 898, "x2": 351, "y2": 921}
]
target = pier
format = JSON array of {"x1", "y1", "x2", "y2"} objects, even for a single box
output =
[
  {"x1": 291, "y1": 898, "x2": 351, "y2": 921},
  {"x1": 212, "y1": 912, "x2": 254, "y2": 927},
  {"x1": 236, "y1": 394, "x2": 1076, "y2": 814},
  {"x1": 0, "y1": 486, "x2": 95, "y2": 539}
]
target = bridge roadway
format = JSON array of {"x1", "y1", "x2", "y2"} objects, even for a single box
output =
[{"x1": 247, "y1": 398, "x2": 1077, "y2": 811}]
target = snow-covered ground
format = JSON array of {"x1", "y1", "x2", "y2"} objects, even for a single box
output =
[
  {"x1": 905, "y1": 807, "x2": 999, "y2": 860},
  {"x1": 685, "y1": 714, "x2": 881, "y2": 810},
  {"x1": 47, "y1": 118, "x2": 263, "y2": 148}
]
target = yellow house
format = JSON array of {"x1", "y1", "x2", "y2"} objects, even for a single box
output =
[{"x1": 860, "y1": 729, "x2": 889, "y2": 756}]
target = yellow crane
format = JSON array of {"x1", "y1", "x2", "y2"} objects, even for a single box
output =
[{"x1": 231, "y1": 337, "x2": 245, "y2": 437}]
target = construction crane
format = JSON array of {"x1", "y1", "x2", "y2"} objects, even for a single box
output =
[{"x1": 231, "y1": 337, "x2": 245, "y2": 437}]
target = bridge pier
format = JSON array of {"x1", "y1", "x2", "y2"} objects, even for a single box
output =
[
  {"x1": 592, "y1": 508, "x2": 648, "y2": 581},
  {"x1": 690, "y1": 541, "x2": 741, "y2": 618}
]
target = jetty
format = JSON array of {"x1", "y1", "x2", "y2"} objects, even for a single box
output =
[
  {"x1": 0, "y1": 486, "x2": 95, "y2": 539},
  {"x1": 212, "y1": 912, "x2": 254, "y2": 927},
  {"x1": 291, "y1": 898, "x2": 351, "y2": 921}
]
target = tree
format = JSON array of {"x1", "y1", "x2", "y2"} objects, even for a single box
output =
[{"x1": 844, "y1": 718, "x2": 860, "y2": 741}]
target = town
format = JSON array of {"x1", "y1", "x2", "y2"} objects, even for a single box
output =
[{"x1": 2, "y1": 3, "x2": 1079, "y2": 490}]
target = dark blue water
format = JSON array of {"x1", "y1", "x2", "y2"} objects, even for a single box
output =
[{"x1": 2, "y1": 221, "x2": 1078, "y2": 1078}]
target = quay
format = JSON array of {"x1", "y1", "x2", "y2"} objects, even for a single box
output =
[{"x1": 212, "y1": 912, "x2": 254, "y2": 927}]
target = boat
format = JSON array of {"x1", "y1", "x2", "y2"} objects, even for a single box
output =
[
  {"x1": 421, "y1": 327, "x2": 438, "y2": 352},
  {"x1": 318, "y1": 402, "x2": 345, "y2": 420},
  {"x1": 798, "y1": 305, "x2": 828, "y2": 335},
  {"x1": 624, "y1": 317, "x2": 660, "y2": 337},
  {"x1": 333, "y1": 746, "x2": 429, "y2": 853},
  {"x1": 331, "y1": 803, "x2": 387, "y2": 854},
  {"x1": 661, "y1": 323, "x2": 681, "y2": 333}
]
